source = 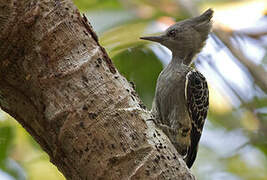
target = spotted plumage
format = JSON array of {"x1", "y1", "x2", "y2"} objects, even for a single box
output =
[{"x1": 184, "y1": 70, "x2": 209, "y2": 168}]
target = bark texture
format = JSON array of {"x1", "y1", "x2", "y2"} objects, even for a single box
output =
[{"x1": 0, "y1": 0, "x2": 195, "y2": 179}]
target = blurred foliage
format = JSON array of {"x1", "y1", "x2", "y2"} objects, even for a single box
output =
[
  {"x1": 100, "y1": 22, "x2": 149, "y2": 56},
  {"x1": 1, "y1": 0, "x2": 267, "y2": 180},
  {"x1": 113, "y1": 46, "x2": 163, "y2": 107},
  {"x1": 73, "y1": 0, "x2": 122, "y2": 11},
  {"x1": 0, "y1": 113, "x2": 65, "y2": 180}
]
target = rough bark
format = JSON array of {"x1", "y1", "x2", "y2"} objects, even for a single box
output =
[{"x1": 0, "y1": 0, "x2": 195, "y2": 179}]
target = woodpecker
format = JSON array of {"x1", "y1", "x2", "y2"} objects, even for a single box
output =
[{"x1": 140, "y1": 9, "x2": 212, "y2": 168}]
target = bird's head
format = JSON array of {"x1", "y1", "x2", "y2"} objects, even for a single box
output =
[{"x1": 140, "y1": 9, "x2": 213, "y2": 65}]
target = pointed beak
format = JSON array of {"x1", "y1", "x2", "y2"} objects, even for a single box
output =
[{"x1": 140, "y1": 35, "x2": 165, "y2": 43}]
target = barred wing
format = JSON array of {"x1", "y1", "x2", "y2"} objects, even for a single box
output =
[{"x1": 184, "y1": 69, "x2": 209, "y2": 168}]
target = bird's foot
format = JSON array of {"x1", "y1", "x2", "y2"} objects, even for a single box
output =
[{"x1": 156, "y1": 124, "x2": 176, "y2": 136}]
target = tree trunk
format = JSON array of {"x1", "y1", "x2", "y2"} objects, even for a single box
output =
[{"x1": 0, "y1": 0, "x2": 195, "y2": 179}]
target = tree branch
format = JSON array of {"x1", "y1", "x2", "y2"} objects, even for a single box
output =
[{"x1": 0, "y1": 0, "x2": 194, "y2": 179}]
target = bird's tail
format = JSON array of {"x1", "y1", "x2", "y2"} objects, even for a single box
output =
[
  {"x1": 184, "y1": 144, "x2": 198, "y2": 169},
  {"x1": 184, "y1": 124, "x2": 201, "y2": 168}
]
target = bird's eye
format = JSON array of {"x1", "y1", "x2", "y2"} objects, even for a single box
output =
[{"x1": 168, "y1": 30, "x2": 176, "y2": 37}]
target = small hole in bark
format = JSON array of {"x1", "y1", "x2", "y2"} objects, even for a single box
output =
[
  {"x1": 154, "y1": 158, "x2": 159, "y2": 164},
  {"x1": 55, "y1": 73, "x2": 62, "y2": 77},
  {"x1": 133, "y1": 144, "x2": 138, "y2": 148},
  {"x1": 145, "y1": 169, "x2": 150, "y2": 176},
  {"x1": 97, "y1": 58, "x2": 102, "y2": 64},
  {"x1": 88, "y1": 112, "x2": 97, "y2": 119},
  {"x1": 139, "y1": 103, "x2": 146, "y2": 109},
  {"x1": 79, "y1": 122, "x2": 84, "y2": 128},
  {"x1": 83, "y1": 30, "x2": 88, "y2": 36},
  {"x1": 129, "y1": 81, "x2": 135, "y2": 89},
  {"x1": 82, "y1": 105, "x2": 88, "y2": 110},
  {"x1": 82, "y1": 75, "x2": 88, "y2": 83},
  {"x1": 109, "y1": 157, "x2": 118, "y2": 164}
]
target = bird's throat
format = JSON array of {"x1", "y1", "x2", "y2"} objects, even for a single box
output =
[{"x1": 172, "y1": 51, "x2": 194, "y2": 66}]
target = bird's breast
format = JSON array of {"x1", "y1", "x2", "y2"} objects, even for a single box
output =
[{"x1": 155, "y1": 67, "x2": 191, "y2": 127}]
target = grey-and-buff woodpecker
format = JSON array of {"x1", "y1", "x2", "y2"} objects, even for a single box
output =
[{"x1": 140, "y1": 9, "x2": 212, "y2": 168}]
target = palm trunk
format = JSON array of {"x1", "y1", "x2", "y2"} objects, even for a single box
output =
[{"x1": 0, "y1": 0, "x2": 194, "y2": 179}]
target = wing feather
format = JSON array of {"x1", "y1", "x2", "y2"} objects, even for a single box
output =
[{"x1": 184, "y1": 69, "x2": 209, "y2": 168}]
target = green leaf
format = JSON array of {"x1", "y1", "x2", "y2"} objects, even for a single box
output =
[
  {"x1": 113, "y1": 46, "x2": 163, "y2": 108},
  {"x1": 0, "y1": 125, "x2": 14, "y2": 163},
  {"x1": 73, "y1": 0, "x2": 122, "y2": 11},
  {"x1": 100, "y1": 21, "x2": 150, "y2": 57},
  {"x1": 226, "y1": 154, "x2": 267, "y2": 180}
]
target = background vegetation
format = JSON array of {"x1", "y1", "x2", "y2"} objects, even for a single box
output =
[{"x1": 0, "y1": 0, "x2": 266, "y2": 179}]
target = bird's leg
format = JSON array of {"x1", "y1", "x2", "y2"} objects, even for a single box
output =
[
  {"x1": 146, "y1": 116, "x2": 176, "y2": 136},
  {"x1": 146, "y1": 119, "x2": 177, "y2": 145},
  {"x1": 155, "y1": 123, "x2": 176, "y2": 137}
]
